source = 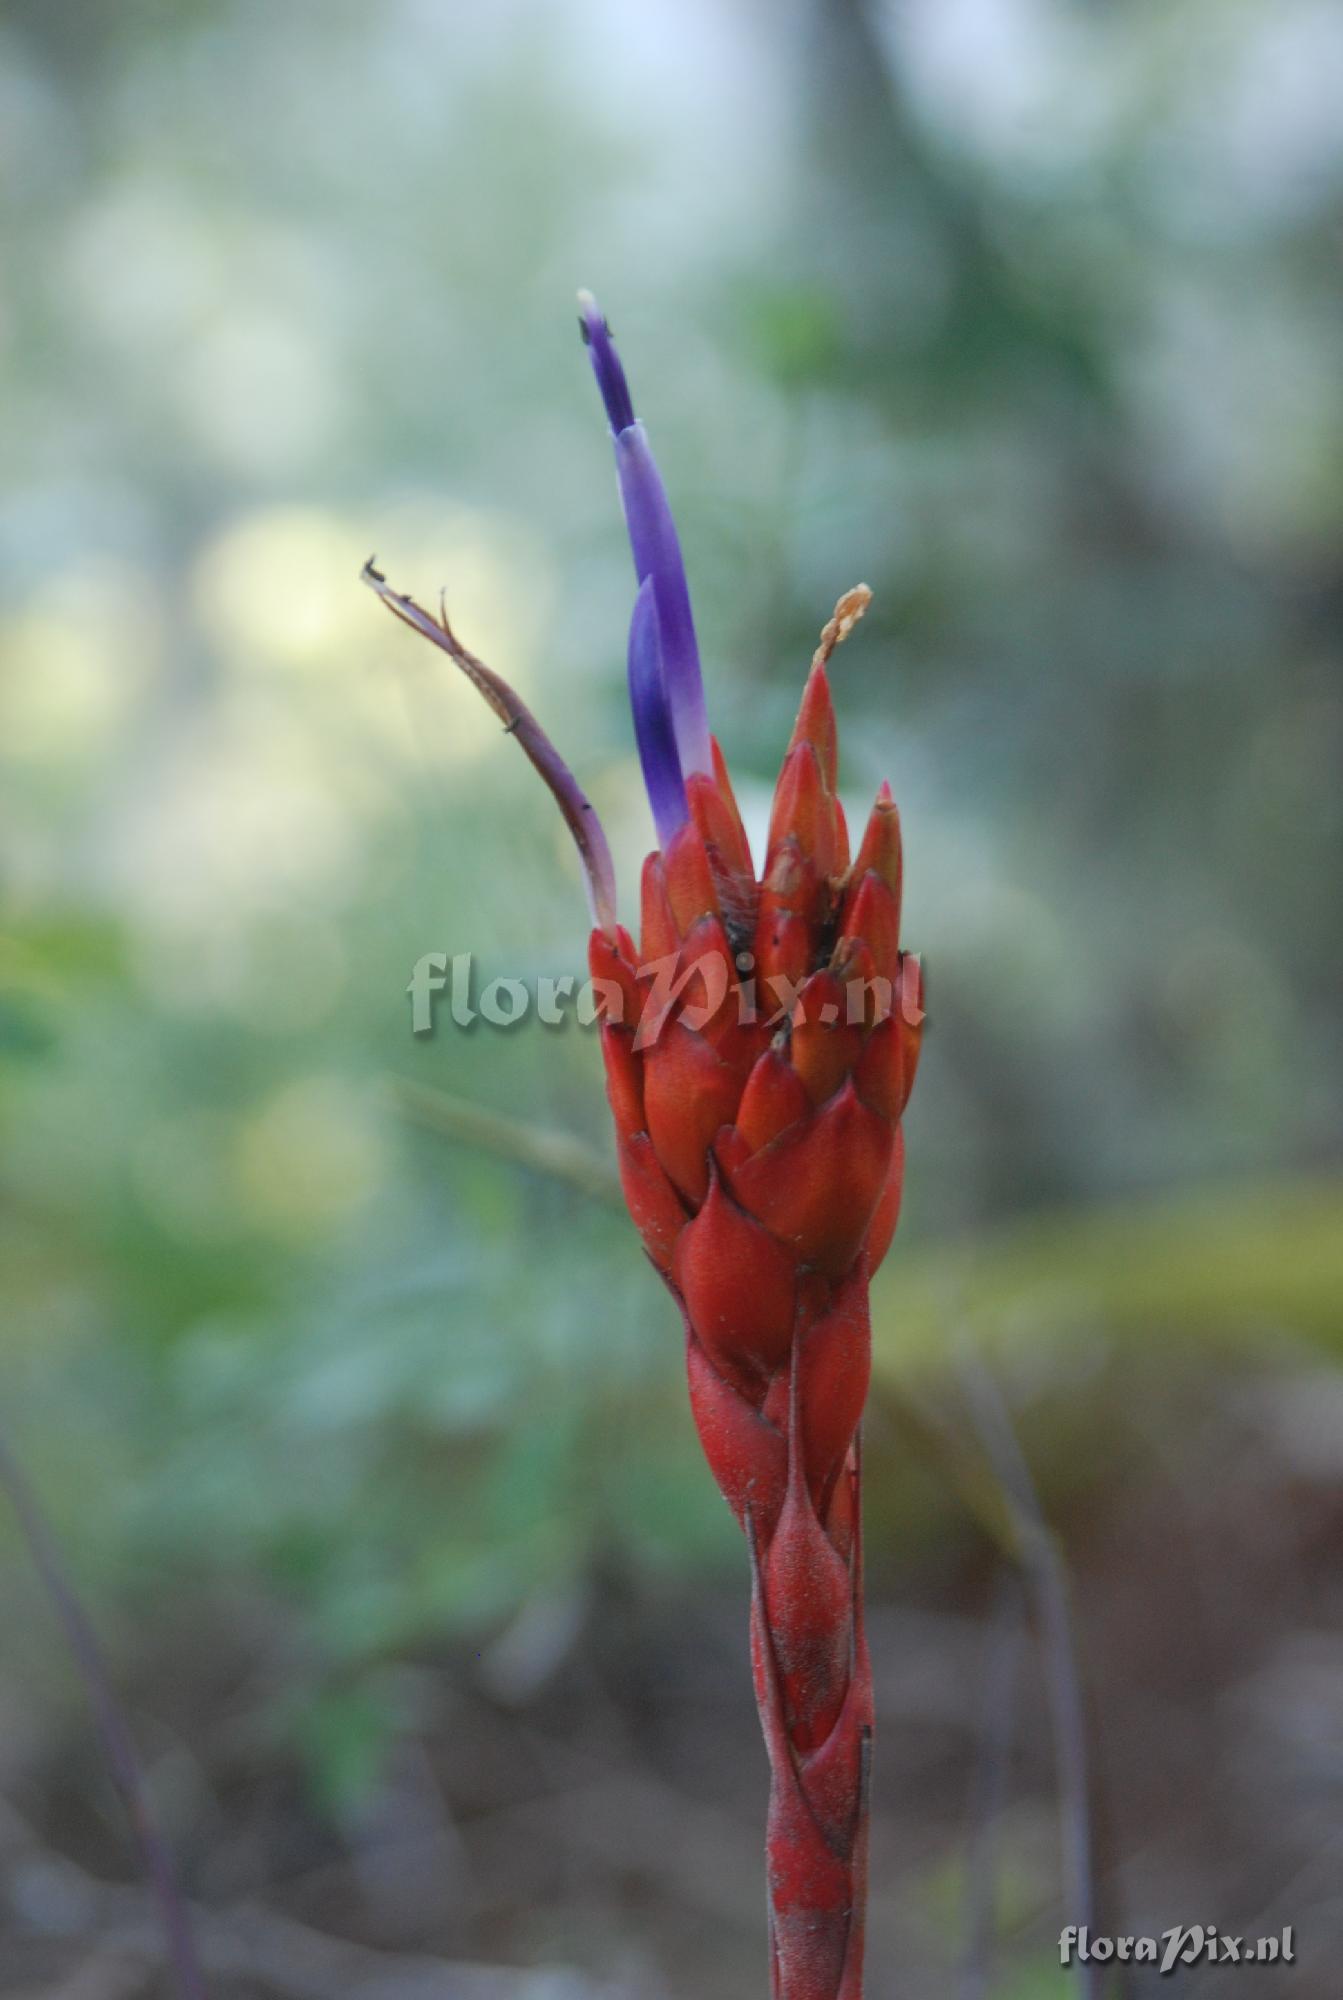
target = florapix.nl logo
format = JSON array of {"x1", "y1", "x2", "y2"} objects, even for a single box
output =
[
  {"x1": 1059, "y1": 1925, "x2": 1295, "y2": 1974},
  {"x1": 407, "y1": 948, "x2": 925, "y2": 1049}
]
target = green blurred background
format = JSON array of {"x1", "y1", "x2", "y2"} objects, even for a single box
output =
[{"x1": 2, "y1": 1, "x2": 1341, "y2": 1994}]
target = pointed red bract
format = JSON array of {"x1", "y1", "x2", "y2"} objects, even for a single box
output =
[
  {"x1": 848, "y1": 786, "x2": 902, "y2": 908},
  {"x1": 795, "y1": 1269, "x2": 871, "y2": 1515},
  {"x1": 675, "y1": 1172, "x2": 797, "y2": 1384},
  {"x1": 670, "y1": 912, "x2": 739, "y2": 1044},
  {"x1": 898, "y1": 954, "x2": 924, "y2": 1109},
  {"x1": 789, "y1": 663, "x2": 838, "y2": 790},
  {"x1": 862, "y1": 1126, "x2": 905, "y2": 1272},
  {"x1": 599, "y1": 1024, "x2": 643, "y2": 1140},
  {"x1": 685, "y1": 1329, "x2": 787, "y2": 1534},
  {"x1": 756, "y1": 896, "x2": 812, "y2": 998},
  {"x1": 662, "y1": 820, "x2": 719, "y2": 935},
  {"x1": 790, "y1": 971, "x2": 864, "y2": 1106},
  {"x1": 726, "y1": 1081, "x2": 894, "y2": 1278},
  {"x1": 736, "y1": 1045, "x2": 812, "y2": 1155},
  {"x1": 643, "y1": 1019, "x2": 745, "y2": 1205},
  {"x1": 639, "y1": 853, "x2": 678, "y2": 964},
  {"x1": 769, "y1": 741, "x2": 840, "y2": 883},
  {"x1": 839, "y1": 872, "x2": 900, "y2": 986},
  {"x1": 614, "y1": 1132, "x2": 686, "y2": 1274},
  {"x1": 710, "y1": 736, "x2": 755, "y2": 867},
  {"x1": 764, "y1": 1365, "x2": 853, "y2": 1748},
  {"x1": 852, "y1": 1014, "x2": 904, "y2": 1120},
  {"x1": 587, "y1": 925, "x2": 642, "y2": 1026},
  {"x1": 687, "y1": 767, "x2": 756, "y2": 934}
]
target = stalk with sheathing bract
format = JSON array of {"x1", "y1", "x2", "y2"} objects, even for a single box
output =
[{"x1": 366, "y1": 294, "x2": 922, "y2": 1999}]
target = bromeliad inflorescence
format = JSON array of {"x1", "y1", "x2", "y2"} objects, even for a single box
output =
[{"x1": 365, "y1": 294, "x2": 922, "y2": 2000}]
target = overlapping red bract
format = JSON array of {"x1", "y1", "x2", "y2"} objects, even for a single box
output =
[{"x1": 590, "y1": 645, "x2": 921, "y2": 2000}]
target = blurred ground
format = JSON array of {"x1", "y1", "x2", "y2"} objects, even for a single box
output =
[
  {"x1": 8, "y1": 1342, "x2": 1343, "y2": 1997},
  {"x1": 2, "y1": 0, "x2": 1342, "y2": 1994}
]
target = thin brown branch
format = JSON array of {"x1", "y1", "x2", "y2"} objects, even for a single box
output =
[{"x1": 362, "y1": 559, "x2": 618, "y2": 936}]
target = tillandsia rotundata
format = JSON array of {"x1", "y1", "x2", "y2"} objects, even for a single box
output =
[{"x1": 365, "y1": 294, "x2": 922, "y2": 2000}]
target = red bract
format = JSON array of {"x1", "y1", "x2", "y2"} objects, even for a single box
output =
[
  {"x1": 592, "y1": 594, "x2": 920, "y2": 2000},
  {"x1": 367, "y1": 296, "x2": 922, "y2": 2000}
]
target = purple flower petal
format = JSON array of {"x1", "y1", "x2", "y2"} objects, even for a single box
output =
[
  {"x1": 577, "y1": 289, "x2": 635, "y2": 434},
  {"x1": 577, "y1": 290, "x2": 712, "y2": 784},
  {"x1": 613, "y1": 423, "x2": 712, "y2": 779},
  {"x1": 627, "y1": 575, "x2": 688, "y2": 847}
]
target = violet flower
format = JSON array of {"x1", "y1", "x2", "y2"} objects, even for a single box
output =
[{"x1": 578, "y1": 290, "x2": 711, "y2": 843}]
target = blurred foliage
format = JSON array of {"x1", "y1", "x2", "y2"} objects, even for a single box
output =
[{"x1": 1, "y1": 0, "x2": 1341, "y2": 1862}]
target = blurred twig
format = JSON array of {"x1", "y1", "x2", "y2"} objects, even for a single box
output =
[
  {"x1": 0, "y1": 1427, "x2": 208, "y2": 2000},
  {"x1": 388, "y1": 1075, "x2": 622, "y2": 1204},
  {"x1": 871, "y1": 1382, "x2": 1017, "y2": 1555},
  {"x1": 958, "y1": 1357, "x2": 1103, "y2": 2000},
  {"x1": 959, "y1": 1570, "x2": 1027, "y2": 2000}
]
